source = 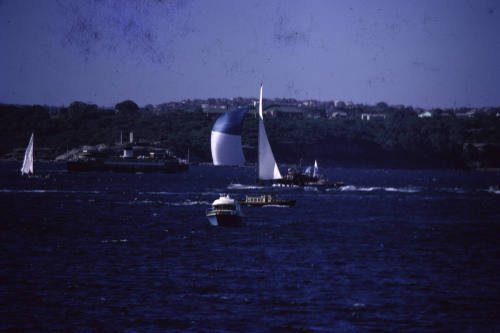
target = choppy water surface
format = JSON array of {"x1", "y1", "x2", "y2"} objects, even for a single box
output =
[{"x1": 1, "y1": 162, "x2": 499, "y2": 331}]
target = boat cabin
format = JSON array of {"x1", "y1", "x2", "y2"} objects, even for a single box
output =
[
  {"x1": 213, "y1": 203, "x2": 237, "y2": 211},
  {"x1": 245, "y1": 194, "x2": 272, "y2": 203},
  {"x1": 211, "y1": 194, "x2": 240, "y2": 211}
]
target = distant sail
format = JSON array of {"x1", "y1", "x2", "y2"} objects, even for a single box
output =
[
  {"x1": 211, "y1": 108, "x2": 249, "y2": 166},
  {"x1": 258, "y1": 85, "x2": 282, "y2": 180},
  {"x1": 313, "y1": 160, "x2": 318, "y2": 178},
  {"x1": 21, "y1": 133, "x2": 34, "y2": 175}
]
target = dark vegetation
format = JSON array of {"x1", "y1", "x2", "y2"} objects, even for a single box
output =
[{"x1": 1, "y1": 101, "x2": 499, "y2": 169}]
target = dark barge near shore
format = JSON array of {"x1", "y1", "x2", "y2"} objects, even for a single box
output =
[
  {"x1": 67, "y1": 143, "x2": 188, "y2": 173},
  {"x1": 67, "y1": 157, "x2": 188, "y2": 173}
]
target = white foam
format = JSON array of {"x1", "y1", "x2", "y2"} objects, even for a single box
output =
[
  {"x1": 119, "y1": 199, "x2": 210, "y2": 206},
  {"x1": 167, "y1": 200, "x2": 210, "y2": 206},
  {"x1": 339, "y1": 185, "x2": 419, "y2": 193},
  {"x1": 439, "y1": 187, "x2": 468, "y2": 194},
  {"x1": 384, "y1": 187, "x2": 420, "y2": 193},
  {"x1": 227, "y1": 183, "x2": 264, "y2": 190},
  {"x1": 359, "y1": 187, "x2": 379, "y2": 192},
  {"x1": 340, "y1": 185, "x2": 378, "y2": 192},
  {"x1": 141, "y1": 191, "x2": 179, "y2": 195},
  {"x1": 201, "y1": 191, "x2": 219, "y2": 196},
  {"x1": 142, "y1": 191, "x2": 220, "y2": 196},
  {"x1": 487, "y1": 186, "x2": 500, "y2": 194},
  {"x1": 132, "y1": 200, "x2": 155, "y2": 204},
  {"x1": 0, "y1": 189, "x2": 100, "y2": 194},
  {"x1": 303, "y1": 186, "x2": 319, "y2": 192},
  {"x1": 101, "y1": 239, "x2": 128, "y2": 244}
]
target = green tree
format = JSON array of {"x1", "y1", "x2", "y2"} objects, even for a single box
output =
[{"x1": 115, "y1": 100, "x2": 139, "y2": 113}]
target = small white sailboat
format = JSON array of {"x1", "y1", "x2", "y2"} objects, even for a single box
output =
[{"x1": 21, "y1": 133, "x2": 34, "y2": 176}]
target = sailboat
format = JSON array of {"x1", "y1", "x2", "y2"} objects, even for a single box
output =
[
  {"x1": 21, "y1": 133, "x2": 34, "y2": 176},
  {"x1": 275, "y1": 158, "x2": 344, "y2": 188},
  {"x1": 210, "y1": 85, "x2": 343, "y2": 188},
  {"x1": 257, "y1": 84, "x2": 282, "y2": 181},
  {"x1": 210, "y1": 84, "x2": 283, "y2": 181}
]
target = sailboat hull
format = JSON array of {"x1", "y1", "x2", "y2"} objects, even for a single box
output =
[{"x1": 273, "y1": 176, "x2": 344, "y2": 188}]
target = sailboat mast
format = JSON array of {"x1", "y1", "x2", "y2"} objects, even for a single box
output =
[
  {"x1": 32, "y1": 133, "x2": 34, "y2": 174},
  {"x1": 257, "y1": 84, "x2": 262, "y2": 182}
]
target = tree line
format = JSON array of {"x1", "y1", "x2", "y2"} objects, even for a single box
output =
[{"x1": 0, "y1": 101, "x2": 499, "y2": 169}]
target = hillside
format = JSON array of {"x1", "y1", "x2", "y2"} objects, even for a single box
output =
[{"x1": 1, "y1": 102, "x2": 499, "y2": 169}]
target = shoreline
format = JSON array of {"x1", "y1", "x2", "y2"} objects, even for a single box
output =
[{"x1": 1, "y1": 159, "x2": 499, "y2": 172}]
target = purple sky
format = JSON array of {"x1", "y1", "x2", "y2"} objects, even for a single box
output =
[{"x1": 1, "y1": 0, "x2": 499, "y2": 109}]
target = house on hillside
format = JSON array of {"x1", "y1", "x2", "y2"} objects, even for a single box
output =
[
  {"x1": 326, "y1": 110, "x2": 348, "y2": 119},
  {"x1": 201, "y1": 104, "x2": 227, "y2": 112},
  {"x1": 418, "y1": 111, "x2": 432, "y2": 118},
  {"x1": 361, "y1": 113, "x2": 387, "y2": 121},
  {"x1": 305, "y1": 109, "x2": 326, "y2": 119},
  {"x1": 455, "y1": 109, "x2": 477, "y2": 118}
]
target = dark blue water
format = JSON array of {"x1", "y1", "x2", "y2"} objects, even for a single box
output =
[{"x1": 1, "y1": 161, "x2": 499, "y2": 332}]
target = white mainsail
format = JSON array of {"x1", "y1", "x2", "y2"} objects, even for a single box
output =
[
  {"x1": 258, "y1": 85, "x2": 282, "y2": 180},
  {"x1": 21, "y1": 133, "x2": 34, "y2": 175},
  {"x1": 313, "y1": 160, "x2": 318, "y2": 178}
]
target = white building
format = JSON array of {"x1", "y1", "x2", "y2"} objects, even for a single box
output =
[
  {"x1": 418, "y1": 111, "x2": 432, "y2": 118},
  {"x1": 361, "y1": 113, "x2": 387, "y2": 121}
]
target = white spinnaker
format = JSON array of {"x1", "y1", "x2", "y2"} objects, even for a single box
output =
[
  {"x1": 211, "y1": 131, "x2": 246, "y2": 166},
  {"x1": 258, "y1": 85, "x2": 282, "y2": 180},
  {"x1": 21, "y1": 133, "x2": 34, "y2": 175}
]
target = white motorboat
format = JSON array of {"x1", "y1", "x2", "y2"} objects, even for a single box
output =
[{"x1": 206, "y1": 194, "x2": 243, "y2": 227}]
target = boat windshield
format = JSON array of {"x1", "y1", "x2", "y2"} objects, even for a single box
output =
[{"x1": 213, "y1": 204, "x2": 236, "y2": 210}]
